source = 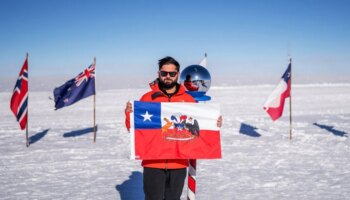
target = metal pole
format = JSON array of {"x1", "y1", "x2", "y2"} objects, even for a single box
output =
[
  {"x1": 26, "y1": 123, "x2": 29, "y2": 147},
  {"x1": 26, "y1": 53, "x2": 29, "y2": 147},
  {"x1": 289, "y1": 58, "x2": 292, "y2": 140},
  {"x1": 93, "y1": 94, "x2": 96, "y2": 143},
  {"x1": 187, "y1": 159, "x2": 196, "y2": 200},
  {"x1": 93, "y1": 57, "x2": 97, "y2": 143}
]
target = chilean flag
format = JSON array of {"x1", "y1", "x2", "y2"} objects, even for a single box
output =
[
  {"x1": 10, "y1": 54, "x2": 28, "y2": 130},
  {"x1": 130, "y1": 101, "x2": 222, "y2": 160},
  {"x1": 263, "y1": 60, "x2": 291, "y2": 121}
]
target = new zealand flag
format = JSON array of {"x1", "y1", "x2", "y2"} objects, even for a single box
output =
[{"x1": 54, "y1": 63, "x2": 95, "y2": 110}]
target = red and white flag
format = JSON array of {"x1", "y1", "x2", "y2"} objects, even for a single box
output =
[
  {"x1": 263, "y1": 60, "x2": 291, "y2": 121},
  {"x1": 130, "y1": 101, "x2": 222, "y2": 160},
  {"x1": 10, "y1": 55, "x2": 29, "y2": 130}
]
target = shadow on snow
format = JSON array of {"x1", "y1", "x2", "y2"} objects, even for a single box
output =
[
  {"x1": 313, "y1": 122, "x2": 348, "y2": 137},
  {"x1": 29, "y1": 129, "x2": 50, "y2": 145},
  {"x1": 116, "y1": 171, "x2": 144, "y2": 200},
  {"x1": 239, "y1": 123, "x2": 261, "y2": 137},
  {"x1": 63, "y1": 126, "x2": 98, "y2": 138}
]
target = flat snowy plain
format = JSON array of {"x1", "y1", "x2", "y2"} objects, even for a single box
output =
[{"x1": 1, "y1": 84, "x2": 349, "y2": 200}]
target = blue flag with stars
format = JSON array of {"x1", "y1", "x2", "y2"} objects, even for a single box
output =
[{"x1": 53, "y1": 63, "x2": 95, "y2": 110}]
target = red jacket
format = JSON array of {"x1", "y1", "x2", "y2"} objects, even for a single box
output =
[
  {"x1": 125, "y1": 82, "x2": 195, "y2": 169},
  {"x1": 184, "y1": 80, "x2": 199, "y2": 91}
]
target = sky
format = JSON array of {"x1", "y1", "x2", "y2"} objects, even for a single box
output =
[{"x1": 0, "y1": 0, "x2": 349, "y2": 85}]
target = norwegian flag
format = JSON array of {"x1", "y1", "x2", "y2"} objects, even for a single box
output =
[
  {"x1": 263, "y1": 59, "x2": 291, "y2": 121},
  {"x1": 53, "y1": 62, "x2": 95, "y2": 110},
  {"x1": 10, "y1": 55, "x2": 29, "y2": 130}
]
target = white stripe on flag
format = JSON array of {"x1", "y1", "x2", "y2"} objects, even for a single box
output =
[
  {"x1": 22, "y1": 70, "x2": 28, "y2": 81},
  {"x1": 129, "y1": 101, "x2": 136, "y2": 160},
  {"x1": 161, "y1": 102, "x2": 220, "y2": 130},
  {"x1": 18, "y1": 107, "x2": 27, "y2": 123},
  {"x1": 264, "y1": 80, "x2": 288, "y2": 110},
  {"x1": 17, "y1": 93, "x2": 28, "y2": 114}
]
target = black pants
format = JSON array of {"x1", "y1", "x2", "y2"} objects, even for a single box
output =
[{"x1": 143, "y1": 167, "x2": 187, "y2": 200}]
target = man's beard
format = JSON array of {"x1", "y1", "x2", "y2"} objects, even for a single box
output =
[{"x1": 159, "y1": 78, "x2": 177, "y2": 90}]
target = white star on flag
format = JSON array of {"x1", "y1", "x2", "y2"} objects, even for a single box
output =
[{"x1": 141, "y1": 111, "x2": 153, "y2": 122}]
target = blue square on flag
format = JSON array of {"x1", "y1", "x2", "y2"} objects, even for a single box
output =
[{"x1": 134, "y1": 101, "x2": 161, "y2": 129}]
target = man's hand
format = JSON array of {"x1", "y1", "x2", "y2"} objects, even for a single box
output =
[
  {"x1": 125, "y1": 101, "x2": 133, "y2": 113},
  {"x1": 125, "y1": 101, "x2": 133, "y2": 132},
  {"x1": 217, "y1": 116, "x2": 222, "y2": 128}
]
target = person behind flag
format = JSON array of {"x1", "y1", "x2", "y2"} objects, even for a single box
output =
[
  {"x1": 125, "y1": 56, "x2": 222, "y2": 200},
  {"x1": 183, "y1": 74, "x2": 199, "y2": 91}
]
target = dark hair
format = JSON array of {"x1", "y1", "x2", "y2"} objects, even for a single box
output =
[{"x1": 158, "y1": 56, "x2": 180, "y2": 71}]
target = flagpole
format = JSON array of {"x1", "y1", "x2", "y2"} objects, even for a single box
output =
[
  {"x1": 289, "y1": 58, "x2": 292, "y2": 140},
  {"x1": 93, "y1": 57, "x2": 97, "y2": 143},
  {"x1": 26, "y1": 53, "x2": 29, "y2": 147},
  {"x1": 93, "y1": 94, "x2": 96, "y2": 143},
  {"x1": 187, "y1": 159, "x2": 196, "y2": 200}
]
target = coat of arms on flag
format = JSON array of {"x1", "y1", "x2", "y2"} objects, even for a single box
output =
[
  {"x1": 130, "y1": 101, "x2": 222, "y2": 160},
  {"x1": 10, "y1": 54, "x2": 28, "y2": 130}
]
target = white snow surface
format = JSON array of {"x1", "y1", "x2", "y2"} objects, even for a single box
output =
[{"x1": 1, "y1": 84, "x2": 350, "y2": 200}]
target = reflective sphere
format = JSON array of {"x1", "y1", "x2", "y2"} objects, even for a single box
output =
[{"x1": 180, "y1": 65, "x2": 211, "y2": 97}]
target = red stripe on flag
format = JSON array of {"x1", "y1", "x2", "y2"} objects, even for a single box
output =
[
  {"x1": 19, "y1": 115, "x2": 28, "y2": 130},
  {"x1": 264, "y1": 80, "x2": 291, "y2": 121},
  {"x1": 134, "y1": 129, "x2": 221, "y2": 159}
]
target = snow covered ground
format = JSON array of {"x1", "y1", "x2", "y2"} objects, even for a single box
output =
[{"x1": 0, "y1": 84, "x2": 349, "y2": 200}]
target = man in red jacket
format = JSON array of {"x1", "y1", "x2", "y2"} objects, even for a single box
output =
[{"x1": 125, "y1": 56, "x2": 222, "y2": 200}]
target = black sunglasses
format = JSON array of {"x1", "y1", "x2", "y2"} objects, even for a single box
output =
[{"x1": 159, "y1": 71, "x2": 178, "y2": 77}]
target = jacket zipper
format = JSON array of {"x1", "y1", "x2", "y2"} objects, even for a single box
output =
[{"x1": 166, "y1": 95, "x2": 171, "y2": 170}]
